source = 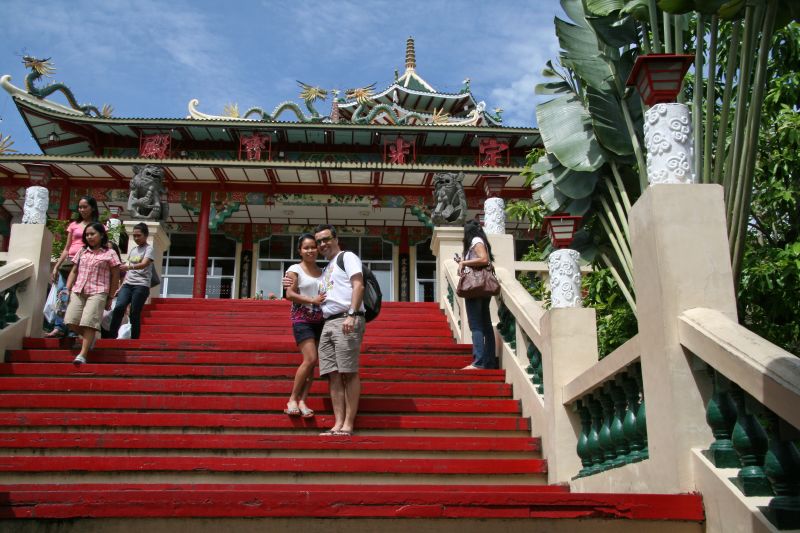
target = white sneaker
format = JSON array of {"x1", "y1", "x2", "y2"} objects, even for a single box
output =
[{"x1": 73, "y1": 354, "x2": 86, "y2": 365}]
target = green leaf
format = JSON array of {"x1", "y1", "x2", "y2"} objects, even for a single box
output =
[
  {"x1": 536, "y1": 92, "x2": 607, "y2": 171},
  {"x1": 586, "y1": 86, "x2": 634, "y2": 156},
  {"x1": 717, "y1": 0, "x2": 745, "y2": 20},
  {"x1": 587, "y1": 14, "x2": 640, "y2": 48},
  {"x1": 552, "y1": 165, "x2": 601, "y2": 199},
  {"x1": 621, "y1": 0, "x2": 651, "y2": 21},
  {"x1": 585, "y1": 0, "x2": 625, "y2": 16},
  {"x1": 694, "y1": 0, "x2": 729, "y2": 14},
  {"x1": 535, "y1": 81, "x2": 573, "y2": 95},
  {"x1": 561, "y1": 0, "x2": 591, "y2": 27},
  {"x1": 556, "y1": 18, "x2": 615, "y2": 92},
  {"x1": 533, "y1": 182, "x2": 568, "y2": 211},
  {"x1": 657, "y1": 0, "x2": 695, "y2": 14}
]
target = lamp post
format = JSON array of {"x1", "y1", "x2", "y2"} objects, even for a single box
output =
[
  {"x1": 543, "y1": 213, "x2": 583, "y2": 308},
  {"x1": 626, "y1": 54, "x2": 696, "y2": 185},
  {"x1": 481, "y1": 175, "x2": 507, "y2": 235}
]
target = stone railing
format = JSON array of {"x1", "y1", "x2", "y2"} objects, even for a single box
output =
[{"x1": 432, "y1": 185, "x2": 798, "y2": 532}]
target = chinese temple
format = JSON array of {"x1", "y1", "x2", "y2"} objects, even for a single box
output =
[{"x1": 0, "y1": 38, "x2": 540, "y2": 301}]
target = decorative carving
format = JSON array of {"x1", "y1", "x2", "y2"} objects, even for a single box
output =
[
  {"x1": 21, "y1": 186, "x2": 49, "y2": 224},
  {"x1": 548, "y1": 248, "x2": 582, "y2": 308},
  {"x1": 431, "y1": 171, "x2": 467, "y2": 227},
  {"x1": 384, "y1": 137, "x2": 414, "y2": 164},
  {"x1": 483, "y1": 197, "x2": 506, "y2": 235},
  {"x1": 239, "y1": 133, "x2": 270, "y2": 161},
  {"x1": 128, "y1": 165, "x2": 169, "y2": 221},
  {"x1": 643, "y1": 103, "x2": 695, "y2": 185}
]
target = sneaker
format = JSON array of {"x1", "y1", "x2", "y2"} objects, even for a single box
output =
[{"x1": 73, "y1": 354, "x2": 86, "y2": 365}]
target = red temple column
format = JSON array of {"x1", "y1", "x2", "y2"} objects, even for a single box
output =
[
  {"x1": 192, "y1": 191, "x2": 211, "y2": 298},
  {"x1": 58, "y1": 184, "x2": 71, "y2": 220}
]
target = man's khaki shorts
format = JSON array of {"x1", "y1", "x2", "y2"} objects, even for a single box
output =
[
  {"x1": 64, "y1": 292, "x2": 107, "y2": 331},
  {"x1": 318, "y1": 316, "x2": 365, "y2": 376}
]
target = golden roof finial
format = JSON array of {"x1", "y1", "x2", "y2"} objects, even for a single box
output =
[{"x1": 405, "y1": 37, "x2": 416, "y2": 70}]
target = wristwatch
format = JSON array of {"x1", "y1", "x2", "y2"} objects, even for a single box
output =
[{"x1": 346, "y1": 308, "x2": 356, "y2": 317}]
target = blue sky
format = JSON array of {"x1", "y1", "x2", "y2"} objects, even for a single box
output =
[{"x1": 0, "y1": 0, "x2": 566, "y2": 155}]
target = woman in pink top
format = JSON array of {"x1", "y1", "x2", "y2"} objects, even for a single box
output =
[
  {"x1": 64, "y1": 222, "x2": 121, "y2": 365},
  {"x1": 46, "y1": 196, "x2": 99, "y2": 338}
]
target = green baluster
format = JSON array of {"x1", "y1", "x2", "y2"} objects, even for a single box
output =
[
  {"x1": 586, "y1": 395, "x2": 604, "y2": 475},
  {"x1": 597, "y1": 388, "x2": 616, "y2": 469},
  {"x1": 0, "y1": 289, "x2": 7, "y2": 329},
  {"x1": 535, "y1": 354, "x2": 544, "y2": 395},
  {"x1": 633, "y1": 363, "x2": 648, "y2": 459},
  {"x1": 574, "y1": 399, "x2": 593, "y2": 478},
  {"x1": 621, "y1": 374, "x2": 644, "y2": 463},
  {"x1": 5, "y1": 284, "x2": 19, "y2": 323},
  {"x1": 526, "y1": 341, "x2": 543, "y2": 391},
  {"x1": 447, "y1": 283, "x2": 454, "y2": 309},
  {"x1": 763, "y1": 411, "x2": 800, "y2": 529},
  {"x1": 705, "y1": 369, "x2": 741, "y2": 468},
  {"x1": 609, "y1": 380, "x2": 630, "y2": 468},
  {"x1": 731, "y1": 386, "x2": 773, "y2": 496},
  {"x1": 507, "y1": 317, "x2": 516, "y2": 351}
]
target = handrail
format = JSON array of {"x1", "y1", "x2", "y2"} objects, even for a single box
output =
[
  {"x1": 0, "y1": 259, "x2": 34, "y2": 294},
  {"x1": 494, "y1": 266, "x2": 545, "y2": 348},
  {"x1": 678, "y1": 307, "x2": 800, "y2": 430},
  {"x1": 563, "y1": 335, "x2": 641, "y2": 405}
]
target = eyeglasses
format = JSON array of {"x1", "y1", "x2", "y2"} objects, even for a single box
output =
[{"x1": 315, "y1": 236, "x2": 334, "y2": 245}]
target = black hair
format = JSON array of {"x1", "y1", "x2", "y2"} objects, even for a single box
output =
[
  {"x1": 313, "y1": 224, "x2": 337, "y2": 238},
  {"x1": 132, "y1": 222, "x2": 149, "y2": 236},
  {"x1": 462, "y1": 219, "x2": 495, "y2": 262},
  {"x1": 297, "y1": 232, "x2": 316, "y2": 250},
  {"x1": 108, "y1": 240, "x2": 122, "y2": 261},
  {"x1": 82, "y1": 221, "x2": 109, "y2": 249},
  {"x1": 72, "y1": 196, "x2": 100, "y2": 223}
]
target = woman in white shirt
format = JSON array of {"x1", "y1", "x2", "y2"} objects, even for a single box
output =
[
  {"x1": 284, "y1": 233, "x2": 326, "y2": 417},
  {"x1": 457, "y1": 220, "x2": 498, "y2": 370}
]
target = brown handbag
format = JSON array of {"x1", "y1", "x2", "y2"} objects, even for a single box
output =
[{"x1": 456, "y1": 264, "x2": 501, "y2": 299}]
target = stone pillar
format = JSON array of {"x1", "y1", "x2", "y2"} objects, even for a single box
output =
[
  {"x1": 123, "y1": 220, "x2": 171, "y2": 301},
  {"x1": 430, "y1": 226, "x2": 464, "y2": 307},
  {"x1": 193, "y1": 191, "x2": 211, "y2": 299},
  {"x1": 21, "y1": 187, "x2": 49, "y2": 225},
  {"x1": 540, "y1": 307, "x2": 598, "y2": 483},
  {"x1": 483, "y1": 197, "x2": 505, "y2": 235},
  {"x1": 630, "y1": 184, "x2": 735, "y2": 492},
  {"x1": 548, "y1": 248, "x2": 582, "y2": 308},
  {"x1": 106, "y1": 205, "x2": 123, "y2": 245},
  {"x1": 643, "y1": 103, "x2": 695, "y2": 185},
  {"x1": 7, "y1": 223, "x2": 53, "y2": 339}
]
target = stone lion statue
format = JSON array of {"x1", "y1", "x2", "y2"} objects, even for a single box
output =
[
  {"x1": 128, "y1": 164, "x2": 168, "y2": 220},
  {"x1": 431, "y1": 171, "x2": 467, "y2": 226}
]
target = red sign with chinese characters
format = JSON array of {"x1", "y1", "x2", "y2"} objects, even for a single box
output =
[
  {"x1": 384, "y1": 137, "x2": 415, "y2": 164},
  {"x1": 239, "y1": 133, "x2": 271, "y2": 161},
  {"x1": 139, "y1": 134, "x2": 171, "y2": 159},
  {"x1": 478, "y1": 138, "x2": 509, "y2": 167}
]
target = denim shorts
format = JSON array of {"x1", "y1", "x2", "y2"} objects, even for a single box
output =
[{"x1": 292, "y1": 321, "x2": 323, "y2": 344}]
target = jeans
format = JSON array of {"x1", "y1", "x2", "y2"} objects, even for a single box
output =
[
  {"x1": 52, "y1": 272, "x2": 67, "y2": 332},
  {"x1": 108, "y1": 284, "x2": 150, "y2": 339},
  {"x1": 464, "y1": 296, "x2": 497, "y2": 369}
]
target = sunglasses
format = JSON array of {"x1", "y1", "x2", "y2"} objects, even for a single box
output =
[{"x1": 315, "y1": 236, "x2": 335, "y2": 245}]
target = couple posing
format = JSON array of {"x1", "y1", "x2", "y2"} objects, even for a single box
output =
[{"x1": 283, "y1": 224, "x2": 366, "y2": 437}]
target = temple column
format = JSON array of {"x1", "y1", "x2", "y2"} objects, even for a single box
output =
[
  {"x1": 193, "y1": 191, "x2": 211, "y2": 298},
  {"x1": 58, "y1": 183, "x2": 72, "y2": 220},
  {"x1": 238, "y1": 224, "x2": 253, "y2": 299}
]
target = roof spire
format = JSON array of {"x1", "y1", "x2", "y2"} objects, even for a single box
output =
[{"x1": 405, "y1": 37, "x2": 416, "y2": 70}]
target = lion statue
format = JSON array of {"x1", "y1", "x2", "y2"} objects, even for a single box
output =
[
  {"x1": 431, "y1": 171, "x2": 467, "y2": 226},
  {"x1": 128, "y1": 164, "x2": 168, "y2": 220}
]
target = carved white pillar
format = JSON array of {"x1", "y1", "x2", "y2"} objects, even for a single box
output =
[
  {"x1": 643, "y1": 103, "x2": 695, "y2": 185},
  {"x1": 548, "y1": 248, "x2": 582, "y2": 308},
  {"x1": 106, "y1": 205, "x2": 123, "y2": 244},
  {"x1": 21, "y1": 186, "x2": 49, "y2": 224},
  {"x1": 483, "y1": 197, "x2": 506, "y2": 235}
]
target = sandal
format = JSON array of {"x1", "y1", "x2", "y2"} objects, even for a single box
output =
[
  {"x1": 299, "y1": 405, "x2": 314, "y2": 418},
  {"x1": 319, "y1": 429, "x2": 340, "y2": 436},
  {"x1": 284, "y1": 403, "x2": 301, "y2": 416},
  {"x1": 45, "y1": 329, "x2": 65, "y2": 338}
]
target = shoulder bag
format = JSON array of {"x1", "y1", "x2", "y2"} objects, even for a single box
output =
[{"x1": 456, "y1": 263, "x2": 501, "y2": 299}]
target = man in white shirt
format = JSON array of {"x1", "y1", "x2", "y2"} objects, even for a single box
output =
[{"x1": 314, "y1": 224, "x2": 365, "y2": 437}]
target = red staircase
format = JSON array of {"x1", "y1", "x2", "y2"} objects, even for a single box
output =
[{"x1": 0, "y1": 299, "x2": 703, "y2": 530}]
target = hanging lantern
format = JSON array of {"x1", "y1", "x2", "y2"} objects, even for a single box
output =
[
  {"x1": 480, "y1": 175, "x2": 506, "y2": 198},
  {"x1": 625, "y1": 54, "x2": 694, "y2": 106},
  {"x1": 542, "y1": 213, "x2": 582, "y2": 249}
]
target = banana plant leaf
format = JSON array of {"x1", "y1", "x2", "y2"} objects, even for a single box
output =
[
  {"x1": 534, "y1": 182, "x2": 568, "y2": 212},
  {"x1": 585, "y1": 0, "x2": 626, "y2": 16},
  {"x1": 556, "y1": 17, "x2": 616, "y2": 92},
  {"x1": 621, "y1": 0, "x2": 651, "y2": 21},
  {"x1": 586, "y1": 87, "x2": 635, "y2": 156},
  {"x1": 560, "y1": 0, "x2": 591, "y2": 28},
  {"x1": 587, "y1": 13, "x2": 640, "y2": 49},
  {"x1": 552, "y1": 164, "x2": 601, "y2": 199},
  {"x1": 536, "y1": 92, "x2": 607, "y2": 172},
  {"x1": 657, "y1": 0, "x2": 695, "y2": 13}
]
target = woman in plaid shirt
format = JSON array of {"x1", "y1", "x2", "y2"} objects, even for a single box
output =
[{"x1": 64, "y1": 222, "x2": 121, "y2": 365}]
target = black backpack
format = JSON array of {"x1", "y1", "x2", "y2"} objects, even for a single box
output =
[{"x1": 336, "y1": 252, "x2": 382, "y2": 322}]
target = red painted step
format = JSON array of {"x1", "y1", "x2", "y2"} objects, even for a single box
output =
[
  {"x1": 0, "y1": 394, "x2": 521, "y2": 414},
  {"x1": 0, "y1": 412, "x2": 531, "y2": 432},
  {"x1": 0, "y1": 433, "x2": 540, "y2": 453},
  {"x1": 0, "y1": 484, "x2": 705, "y2": 521}
]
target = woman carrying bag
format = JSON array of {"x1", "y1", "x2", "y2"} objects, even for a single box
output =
[
  {"x1": 108, "y1": 222, "x2": 155, "y2": 340},
  {"x1": 457, "y1": 219, "x2": 498, "y2": 370}
]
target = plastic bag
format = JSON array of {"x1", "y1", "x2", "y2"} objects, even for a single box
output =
[
  {"x1": 43, "y1": 284, "x2": 58, "y2": 323},
  {"x1": 101, "y1": 298, "x2": 116, "y2": 331},
  {"x1": 117, "y1": 323, "x2": 132, "y2": 339}
]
